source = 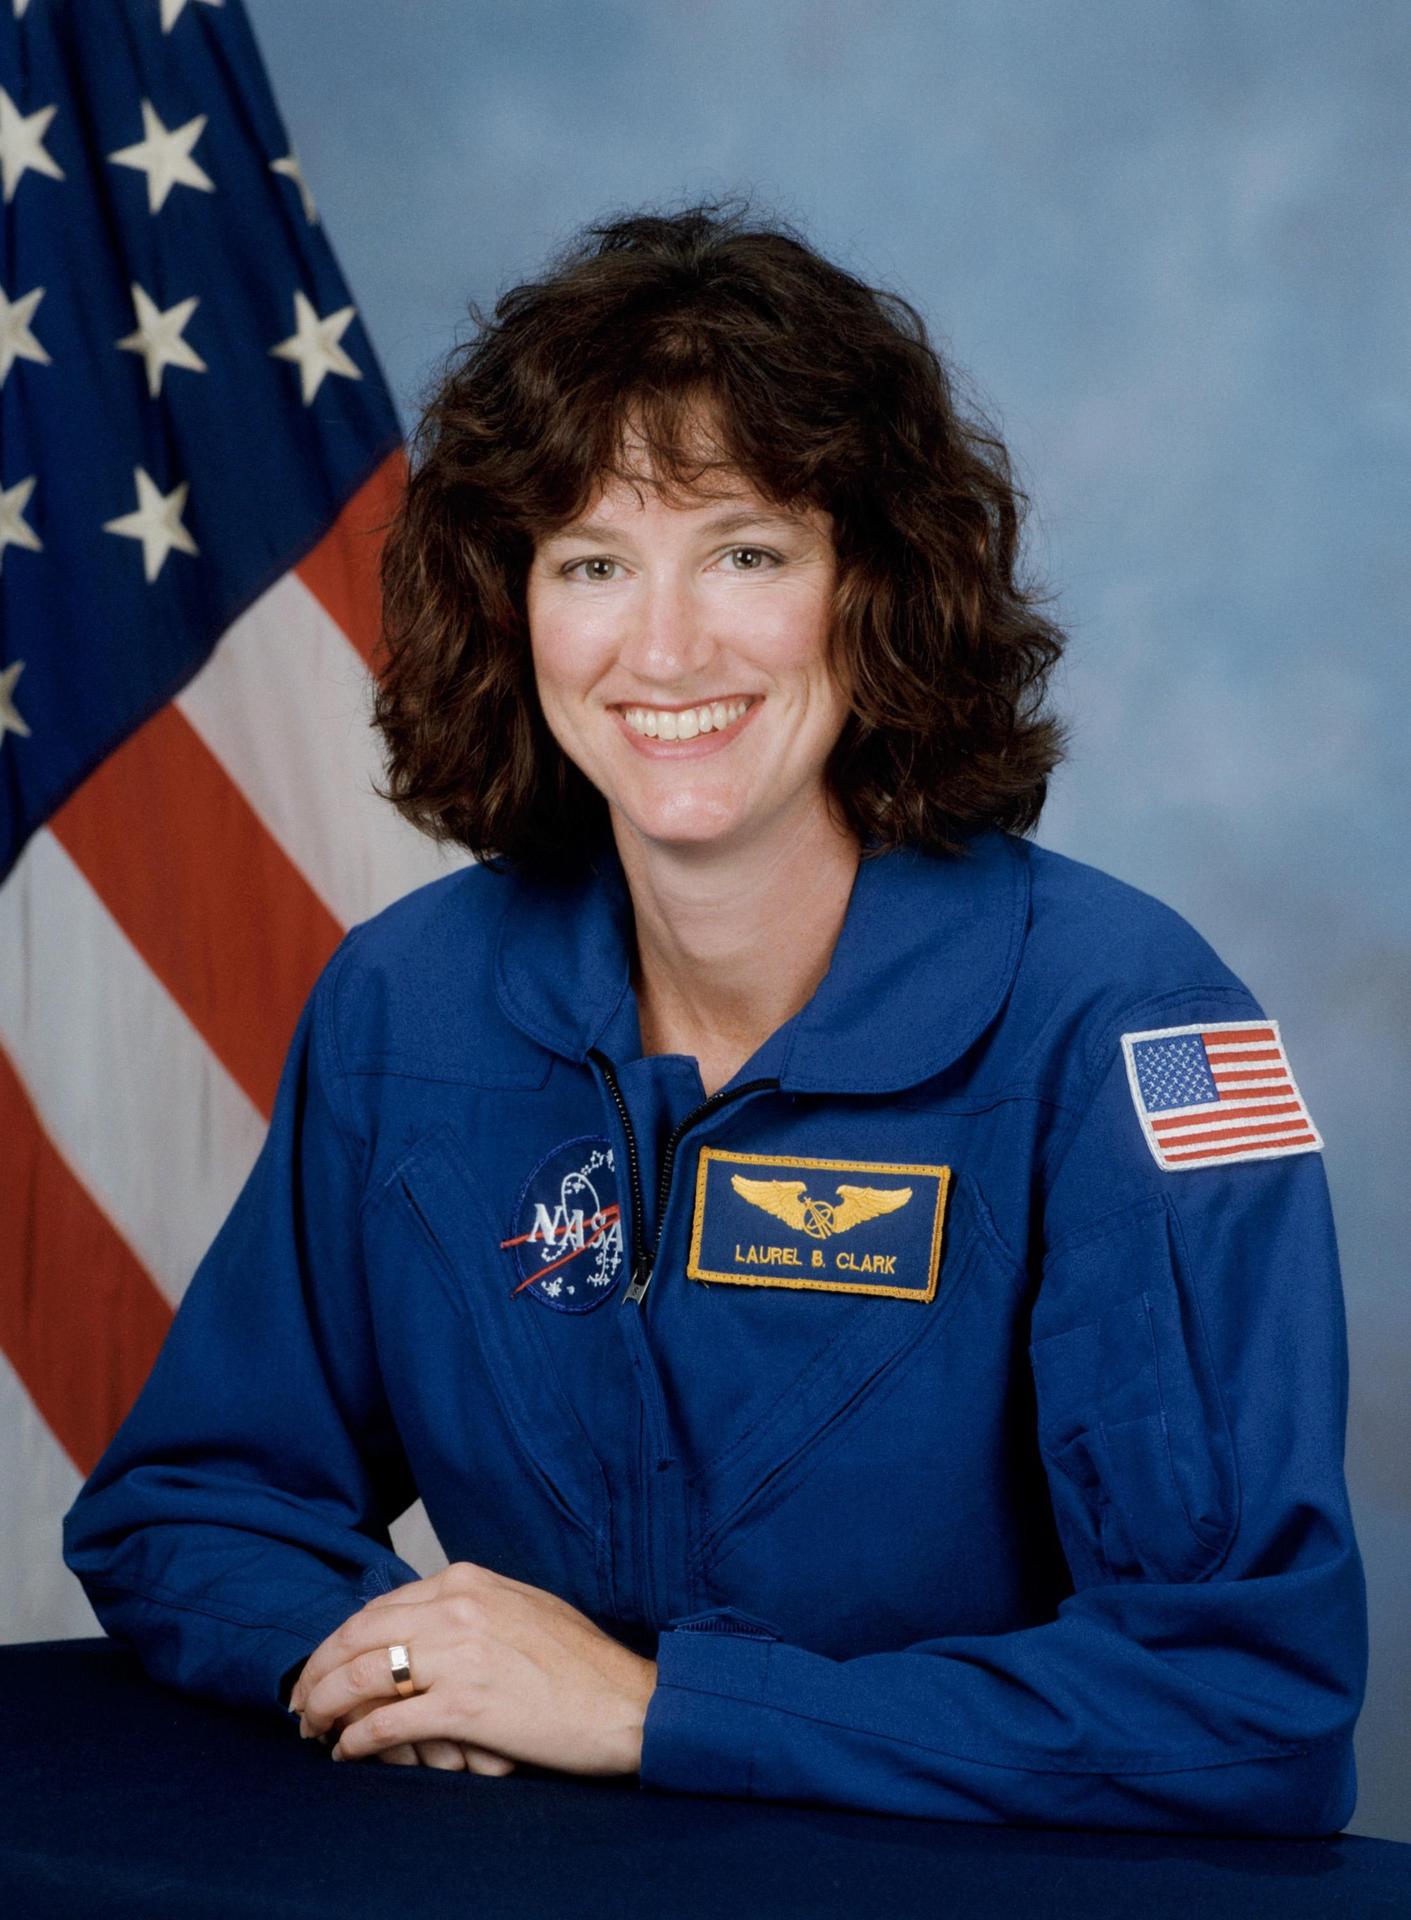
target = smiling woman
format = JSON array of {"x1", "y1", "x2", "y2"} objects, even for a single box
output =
[
  {"x1": 527, "y1": 480, "x2": 844, "y2": 851},
  {"x1": 372, "y1": 205, "x2": 1064, "y2": 878},
  {"x1": 63, "y1": 204, "x2": 1366, "y2": 1834}
]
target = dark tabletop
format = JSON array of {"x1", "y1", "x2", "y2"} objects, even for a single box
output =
[{"x1": 2, "y1": 1639, "x2": 1406, "y2": 1918}]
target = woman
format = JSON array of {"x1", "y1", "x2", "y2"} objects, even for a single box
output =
[{"x1": 64, "y1": 206, "x2": 1367, "y2": 1832}]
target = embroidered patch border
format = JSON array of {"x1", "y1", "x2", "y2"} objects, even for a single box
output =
[
  {"x1": 1120, "y1": 1018, "x2": 1323, "y2": 1172},
  {"x1": 500, "y1": 1133, "x2": 624, "y2": 1311},
  {"x1": 687, "y1": 1147, "x2": 951, "y2": 1301}
]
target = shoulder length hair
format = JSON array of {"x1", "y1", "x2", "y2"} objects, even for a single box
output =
[{"x1": 374, "y1": 203, "x2": 1066, "y2": 875}]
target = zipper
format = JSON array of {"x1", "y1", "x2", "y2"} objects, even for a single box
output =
[{"x1": 588, "y1": 1048, "x2": 777, "y2": 1303}]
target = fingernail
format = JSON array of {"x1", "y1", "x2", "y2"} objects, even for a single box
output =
[{"x1": 331, "y1": 1746, "x2": 344, "y2": 1763}]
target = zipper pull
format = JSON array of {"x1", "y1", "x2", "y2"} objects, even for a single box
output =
[{"x1": 625, "y1": 1254, "x2": 653, "y2": 1305}]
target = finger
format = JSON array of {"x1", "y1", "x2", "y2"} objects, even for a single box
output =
[
  {"x1": 304, "y1": 1640, "x2": 444, "y2": 1739},
  {"x1": 296, "y1": 1563, "x2": 516, "y2": 1709},
  {"x1": 373, "y1": 1744, "x2": 420, "y2": 1767},
  {"x1": 462, "y1": 1746, "x2": 516, "y2": 1777},
  {"x1": 333, "y1": 1696, "x2": 484, "y2": 1765},
  {"x1": 292, "y1": 1599, "x2": 440, "y2": 1713},
  {"x1": 413, "y1": 1739, "x2": 468, "y2": 1772},
  {"x1": 298, "y1": 1612, "x2": 444, "y2": 1730},
  {"x1": 309, "y1": 1694, "x2": 380, "y2": 1744}
]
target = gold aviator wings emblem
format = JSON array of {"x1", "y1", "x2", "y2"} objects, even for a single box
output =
[{"x1": 730, "y1": 1175, "x2": 913, "y2": 1240}]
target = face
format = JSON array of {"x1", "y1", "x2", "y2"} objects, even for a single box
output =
[{"x1": 527, "y1": 471, "x2": 850, "y2": 860}]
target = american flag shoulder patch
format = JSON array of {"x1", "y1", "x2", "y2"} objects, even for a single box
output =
[{"x1": 1120, "y1": 1019, "x2": 1322, "y2": 1172}]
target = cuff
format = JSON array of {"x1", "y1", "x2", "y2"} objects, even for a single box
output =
[
  {"x1": 272, "y1": 1555, "x2": 421, "y2": 1714},
  {"x1": 640, "y1": 1619, "x2": 779, "y2": 1799}
]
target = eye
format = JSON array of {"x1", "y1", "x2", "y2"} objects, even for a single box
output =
[
  {"x1": 563, "y1": 556, "x2": 622, "y2": 582},
  {"x1": 720, "y1": 546, "x2": 780, "y2": 572}
]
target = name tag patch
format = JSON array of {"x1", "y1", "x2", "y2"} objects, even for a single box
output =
[{"x1": 687, "y1": 1148, "x2": 950, "y2": 1300}]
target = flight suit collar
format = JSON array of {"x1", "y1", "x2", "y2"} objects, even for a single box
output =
[{"x1": 492, "y1": 827, "x2": 1030, "y2": 1096}]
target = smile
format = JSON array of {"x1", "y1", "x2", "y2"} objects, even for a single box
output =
[{"x1": 618, "y1": 696, "x2": 755, "y2": 741}]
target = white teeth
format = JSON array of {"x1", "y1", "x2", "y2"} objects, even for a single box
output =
[{"x1": 620, "y1": 698, "x2": 753, "y2": 738}]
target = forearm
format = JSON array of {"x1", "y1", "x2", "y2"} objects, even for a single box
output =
[
  {"x1": 66, "y1": 1486, "x2": 421, "y2": 1715},
  {"x1": 643, "y1": 1553, "x2": 1364, "y2": 1834}
]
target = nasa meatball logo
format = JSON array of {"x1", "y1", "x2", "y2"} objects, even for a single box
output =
[{"x1": 500, "y1": 1135, "x2": 624, "y2": 1312}]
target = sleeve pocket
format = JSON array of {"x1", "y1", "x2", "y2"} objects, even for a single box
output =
[{"x1": 1028, "y1": 1197, "x2": 1240, "y2": 1586}]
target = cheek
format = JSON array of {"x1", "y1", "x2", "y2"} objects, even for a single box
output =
[
  {"x1": 529, "y1": 612, "x2": 602, "y2": 715},
  {"x1": 753, "y1": 587, "x2": 837, "y2": 682}
]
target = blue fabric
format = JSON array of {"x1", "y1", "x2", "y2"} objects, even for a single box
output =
[
  {"x1": 62, "y1": 830, "x2": 1367, "y2": 1833},
  {"x1": 8, "y1": 1641, "x2": 1409, "y2": 1920}
]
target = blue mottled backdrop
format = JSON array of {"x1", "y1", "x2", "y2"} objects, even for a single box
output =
[{"x1": 245, "y1": 0, "x2": 1411, "y2": 1841}]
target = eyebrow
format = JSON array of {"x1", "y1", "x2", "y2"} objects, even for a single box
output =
[{"x1": 543, "y1": 508, "x2": 807, "y2": 547}]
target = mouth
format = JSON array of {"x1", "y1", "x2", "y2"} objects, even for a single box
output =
[
  {"x1": 610, "y1": 691, "x2": 760, "y2": 748},
  {"x1": 613, "y1": 695, "x2": 757, "y2": 743}
]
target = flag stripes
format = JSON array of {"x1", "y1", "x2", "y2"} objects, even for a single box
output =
[
  {"x1": 1123, "y1": 1020, "x2": 1321, "y2": 1172},
  {"x1": 0, "y1": 831, "x2": 266, "y2": 1304},
  {"x1": 0, "y1": 1350, "x2": 100, "y2": 1641},
  {"x1": 295, "y1": 452, "x2": 406, "y2": 668},
  {"x1": 0, "y1": 1045, "x2": 173, "y2": 1477},
  {"x1": 49, "y1": 701, "x2": 346, "y2": 1119},
  {"x1": 0, "y1": 4, "x2": 452, "y2": 1637},
  {"x1": 175, "y1": 572, "x2": 434, "y2": 930},
  {"x1": 0, "y1": 478, "x2": 460, "y2": 1507}
]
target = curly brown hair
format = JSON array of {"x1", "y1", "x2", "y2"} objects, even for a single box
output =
[{"x1": 374, "y1": 203, "x2": 1066, "y2": 874}]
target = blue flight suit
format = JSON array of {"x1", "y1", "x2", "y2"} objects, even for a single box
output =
[{"x1": 62, "y1": 830, "x2": 1368, "y2": 1833}]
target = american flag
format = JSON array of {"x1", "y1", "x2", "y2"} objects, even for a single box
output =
[
  {"x1": 0, "y1": 0, "x2": 454, "y2": 1641},
  {"x1": 1121, "y1": 1020, "x2": 1322, "y2": 1173}
]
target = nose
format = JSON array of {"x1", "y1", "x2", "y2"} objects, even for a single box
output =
[{"x1": 614, "y1": 569, "x2": 715, "y2": 687}]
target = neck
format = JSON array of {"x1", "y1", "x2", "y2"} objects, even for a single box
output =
[{"x1": 611, "y1": 798, "x2": 863, "y2": 1089}]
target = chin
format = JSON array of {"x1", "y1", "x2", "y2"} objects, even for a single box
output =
[{"x1": 615, "y1": 791, "x2": 749, "y2": 851}]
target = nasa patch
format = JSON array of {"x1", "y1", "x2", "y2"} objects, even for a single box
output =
[{"x1": 500, "y1": 1135, "x2": 624, "y2": 1312}]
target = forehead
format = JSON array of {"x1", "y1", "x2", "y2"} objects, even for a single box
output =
[{"x1": 547, "y1": 470, "x2": 824, "y2": 541}]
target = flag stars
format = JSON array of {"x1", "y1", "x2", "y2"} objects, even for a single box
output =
[
  {"x1": 269, "y1": 291, "x2": 362, "y2": 404},
  {"x1": 108, "y1": 101, "x2": 215, "y2": 214},
  {"x1": 270, "y1": 151, "x2": 318, "y2": 224},
  {"x1": 159, "y1": 0, "x2": 223, "y2": 29},
  {"x1": 0, "y1": 87, "x2": 64, "y2": 203},
  {"x1": 0, "y1": 282, "x2": 50, "y2": 386},
  {"x1": 0, "y1": 476, "x2": 42, "y2": 574},
  {"x1": 117, "y1": 284, "x2": 208, "y2": 398},
  {"x1": 103, "y1": 468, "x2": 199, "y2": 582},
  {"x1": 0, "y1": 660, "x2": 31, "y2": 742}
]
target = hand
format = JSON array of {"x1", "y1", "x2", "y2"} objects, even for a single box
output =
[
  {"x1": 291, "y1": 1561, "x2": 657, "y2": 1777},
  {"x1": 316, "y1": 1695, "x2": 515, "y2": 1775}
]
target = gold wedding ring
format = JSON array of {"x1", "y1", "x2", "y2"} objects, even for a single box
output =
[{"x1": 388, "y1": 1643, "x2": 417, "y2": 1697}]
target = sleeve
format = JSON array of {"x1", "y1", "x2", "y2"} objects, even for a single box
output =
[
  {"x1": 62, "y1": 936, "x2": 422, "y2": 1717},
  {"x1": 638, "y1": 990, "x2": 1368, "y2": 1835}
]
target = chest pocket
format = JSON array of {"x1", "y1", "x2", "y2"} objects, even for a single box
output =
[
  {"x1": 1029, "y1": 1194, "x2": 1239, "y2": 1587},
  {"x1": 375, "y1": 1125, "x2": 611, "y2": 1574}
]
